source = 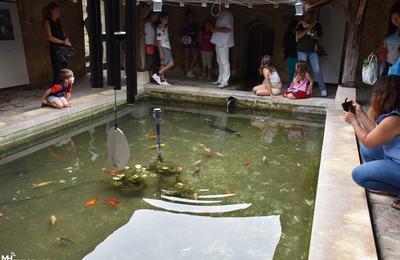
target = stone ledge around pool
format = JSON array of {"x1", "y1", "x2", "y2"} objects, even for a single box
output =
[
  {"x1": 0, "y1": 87, "x2": 132, "y2": 154},
  {"x1": 308, "y1": 86, "x2": 378, "y2": 259},
  {"x1": 144, "y1": 84, "x2": 334, "y2": 115}
]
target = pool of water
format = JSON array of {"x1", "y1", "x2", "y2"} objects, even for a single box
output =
[{"x1": 0, "y1": 101, "x2": 324, "y2": 259}]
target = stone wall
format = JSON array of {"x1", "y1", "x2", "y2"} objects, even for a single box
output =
[{"x1": 17, "y1": 0, "x2": 85, "y2": 86}]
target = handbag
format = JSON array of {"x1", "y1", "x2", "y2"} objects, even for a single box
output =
[
  {"x1": 362, "y1": 53, "x2": 379, "y2": 85},
  {"x1": 316, "y1": 43, "x2": 327, "y2": 57},
  {"x1": 145, "y1": 44, "x2": 155, "y2": 56},
  {"x1": 56, "y1": 45, "x2": 75, "y2": 63},
  {"x1": 181, "y1": 35, "x2": 192, "y2": 45}
]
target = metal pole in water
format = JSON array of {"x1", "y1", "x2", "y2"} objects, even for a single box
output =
[
  {"x1": 226, "y1": 96, "x2": 236, "y2": 113},
  {"x1": 153, "y1": 108, "x2": 163, "y2": 162}
]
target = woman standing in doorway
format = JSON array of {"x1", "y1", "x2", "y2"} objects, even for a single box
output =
[
  {"x1": 296, "y1": 9, "x2": 327, "y2": 97},
  {"x1": 42, "y1": 2, "x2": 71, "y2": 83}
]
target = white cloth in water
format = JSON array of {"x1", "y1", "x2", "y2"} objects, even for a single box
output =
[
  {"x1": 84, "y1": 209, "x2": 282, "y2": 260},
  {"x1": 161, "y1": 195, "x2": 222, "y2": 204},
  {"x1": 143, "y1": 198, "x2": 249, "y2": 213}
]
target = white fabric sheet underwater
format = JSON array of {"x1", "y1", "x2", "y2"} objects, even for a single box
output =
[
  {"x1": 161, "y1": 195, "x2": 222, "y2": 204},
  {"x1": 144, "y1": 198, "x2": 251, "y2": 213},
  {"x1": 84, "y1": 209, "x2": 282, "y2": 260}
]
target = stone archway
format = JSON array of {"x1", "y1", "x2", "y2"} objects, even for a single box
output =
[{"x1": 243, "y1": 21, "x2": 275, "y2": 88}]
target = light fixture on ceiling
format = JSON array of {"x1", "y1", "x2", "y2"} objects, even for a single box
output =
[
  {"x1": 180, "y1": 1, "x2": 185, "y2": 7},
  {"x1": 225, "y1": 1, "x2": 230, "y2": 8},
  {"x1": 153, "y1": 0, "x2": 163, "y2": 12},
  {"x1": 201, "y1": 1, "x2": 207, "y2": 7},
  {"x1": 295, "y1": 1, "x2": 304, "y2": 16}
]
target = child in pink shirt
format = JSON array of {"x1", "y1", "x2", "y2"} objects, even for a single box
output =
[
  {"x1": 198, "y1": 22, "x2": 214, "y2": 80},
  {"x1": 284, "y1": 61, "x2": 313, "y2": 99}
]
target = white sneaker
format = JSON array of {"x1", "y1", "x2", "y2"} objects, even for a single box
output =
[
  {"x1": 320, "y1": 90, "x2": 328, "y2": 97},
  {"x1": 152, "y1": 73, "x2": 162, "y2": 85},
  {"x1": 186, "y1": 71, "x2": 195, "y2": 78},
  {"x1": 217, "y1": 83, "x2": 228, "y2": 89},
  {"x1": 212, "y1": 80, "x2": 221, "y2": 85},
  {"x1": 161, "y1": 80, "x2": 171, "y2": 86}
]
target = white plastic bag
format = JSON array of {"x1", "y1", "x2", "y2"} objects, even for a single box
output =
[{"x1": 362, "y1": 54, "x2": 378, "y2": 85}]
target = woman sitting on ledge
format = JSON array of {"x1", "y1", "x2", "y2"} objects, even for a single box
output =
[{"x1": 344, "y1": 75, "x2": 400, "y2": 210}]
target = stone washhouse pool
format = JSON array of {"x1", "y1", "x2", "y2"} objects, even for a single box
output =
[{"x1": 0, "y1": 100, "x2": 324, "y2": 259}]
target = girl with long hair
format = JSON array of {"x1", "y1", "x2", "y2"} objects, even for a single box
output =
[
  {"x1": 344, "y1": 75, "x2": 400, "y2": 210},
  {"x1": 283, "y1": 60, "x2": 313, "y2": 99},
  {"x1": 252, "y1": 55, "x2": 282, "y2": 96}
]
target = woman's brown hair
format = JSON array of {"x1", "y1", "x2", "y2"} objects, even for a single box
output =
[
  {"x1": 295, "y1": 60, "x2": 309, "y2": 80},
  {"x1": 259, "y1": 55, "x2": 276, "y2": 75},
  {"x1": 370, "y1": 75, "x2": 400, "y2": 120},
  {"x1": 42, "y1": 2, "x2": 60, "y2": 22}
]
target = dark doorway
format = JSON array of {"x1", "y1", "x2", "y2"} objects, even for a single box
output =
[{"x1": 245, "y1": 23, "x2": 274, "y2": 88}]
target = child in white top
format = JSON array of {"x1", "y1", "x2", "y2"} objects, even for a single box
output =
[
  {"x1": 252, "y1": 55, "x2": 282, "y2": 96},
  {"x1": 152, "y1": 13, "x2": 174, "y2": 86}
]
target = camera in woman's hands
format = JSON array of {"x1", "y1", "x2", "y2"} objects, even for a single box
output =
[{"x1": 342, "y1": 98, "x2": 355, "y2": 114}]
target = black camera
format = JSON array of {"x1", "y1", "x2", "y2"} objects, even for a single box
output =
[{"x1": 341, "y1": 98, "x2": 355, "y2": 113}]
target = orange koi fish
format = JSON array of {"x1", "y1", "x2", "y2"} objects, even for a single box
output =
[
  {"x1": 103, "y1": 168, "x2": 123, "y2": 176},
  {"x1": 215, "y1": 152, "x2": 224, "y2": 158},
  {"x1": 243, "y1": 161, "x2": 252, "y2": 168},
  {"x1": 104, "y1": 168, "x2": 122, "y2": 174},
  {"x1": 146, "y1": 132, "x2": 157, "y2": 140},
  {"x1": 203, "y1": 148, "x2": 213, "y2": 158},
  {"x1": 106, "y1": 198, "x2": 120, "y2": 207},
  {"x1": 85, "y1": 198, "x2": 98, "y2": 207}
]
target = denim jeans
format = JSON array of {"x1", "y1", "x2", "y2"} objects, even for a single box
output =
[
  {"x1": 352, "y1": 145, "x2": 400, "y2": 196},
  {"x1": 297, "y1": 51, "x2": 326, "y2": 92}
]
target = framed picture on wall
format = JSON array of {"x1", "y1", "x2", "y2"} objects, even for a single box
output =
[{"x1": 0, "y1": 8, "x2": 15, "y2": 41}]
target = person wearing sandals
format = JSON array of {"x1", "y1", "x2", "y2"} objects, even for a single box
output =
[{"x1": 344, "y1": 75, "x2": 400, "y2": 210}]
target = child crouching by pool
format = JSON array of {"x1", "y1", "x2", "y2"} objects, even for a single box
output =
[
  {"x1": 252, "y1": 55, "x2": 282, "y2": 97},
  {"x1": 284, "y1": 61, "x2": 313, "y2": 99},
  {"x1": 41, "y1": 69, "x2": 75, "y2": 109}
]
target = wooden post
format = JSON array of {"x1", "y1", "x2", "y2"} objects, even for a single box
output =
[
  {"x1": 104, "y1": 0, "x2": 121, "y2": 89},
  {"x1": 126, "y1": 0, "x2": 137, "y2": 104},
  {"x1": 341, "y1": 0, "x2": 367, "y2": 88},
  {"x1": 87, "y1": 0, "x2": 103, "y2": 88},
  {"x1": 138, "y1": 5, "x2": 147, "y2": 71}
]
